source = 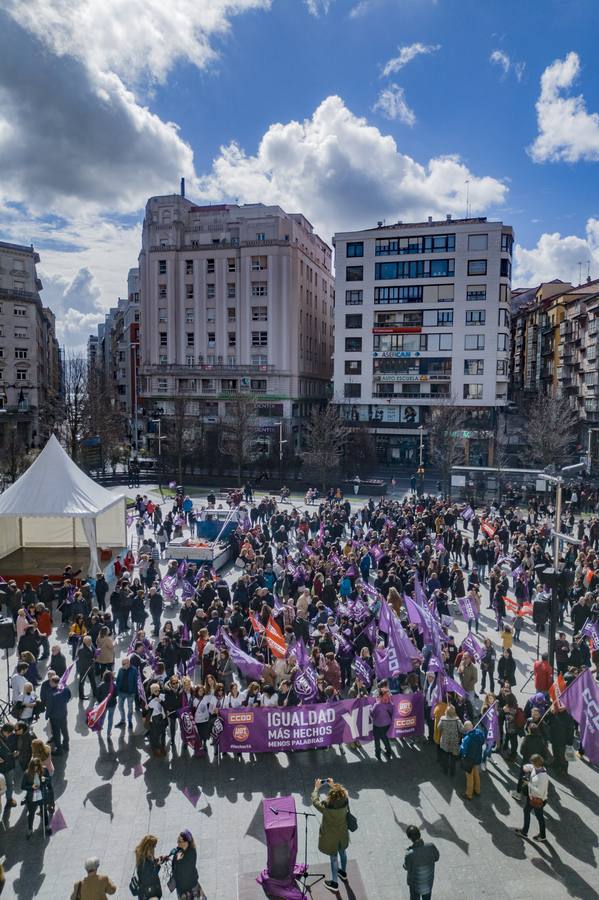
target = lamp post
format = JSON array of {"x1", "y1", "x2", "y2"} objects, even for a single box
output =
[
  {"x1": 130, "y1": 340, "x2": 140, "y2": 454},
  {"x1": 417, "y1": 424, "x2": 425, "y2": 496},
  {"x1": 274, "y1": 421, "x2": 287, "y2": 485}
]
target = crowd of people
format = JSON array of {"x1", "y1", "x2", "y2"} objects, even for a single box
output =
[{"x1": 0, "y1": 483, "x2": 598, "y2": 897}]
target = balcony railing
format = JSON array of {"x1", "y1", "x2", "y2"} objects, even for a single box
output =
[
  {"x1": 142, "y1": 363, "x2": 275, "y2": 375},
  {"x1": 0, "y1": 286, "x2": 37, "y2": 300}
]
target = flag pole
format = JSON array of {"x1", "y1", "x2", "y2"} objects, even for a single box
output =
[
  {"x1": 472, "y1": 699, "x2": 497, "y2": 731},
  {"x1": 537, "y1": 667, "x2": 587, "y2": 725}
]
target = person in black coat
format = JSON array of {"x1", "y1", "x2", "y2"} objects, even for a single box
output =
[
  {"x1": 134, "y1": 835, "x2": 163, "y2": 899},
  {"x1": 165, "y1": 830, "x2": 200, "y2": 897},
  {"x1": 21, "y1": 757, "x2": 54, "y2": 836},
  {"x1": 76, "y1": 636, "x2": 97, "y2": 701},
  {"x1": 498, "y1": 649, "x2": 517, "y2": 687}
]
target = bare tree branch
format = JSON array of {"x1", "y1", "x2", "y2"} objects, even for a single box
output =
[
  {"x1": 304, "y1": 405, "x2": 351, "y2": 490},
  {"x1": 521, "y1": 396, "x2": 578, "y2": 468}
]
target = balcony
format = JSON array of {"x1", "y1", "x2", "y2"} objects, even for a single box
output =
[
  {"x1": 0, "y1": 286, "x2": 37, "y2": 301},
  {"x1": 142, "y1": 363, "x2": 275, "y2": 375}
]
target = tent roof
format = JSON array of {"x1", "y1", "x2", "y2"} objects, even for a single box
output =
[{"x1": 0, "y1": 435, "x2": 124, "y2": 518}]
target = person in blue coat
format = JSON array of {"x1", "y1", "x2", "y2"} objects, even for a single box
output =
[{"x1": 459, "y1": 721, "x2": 485, "y2": 800}]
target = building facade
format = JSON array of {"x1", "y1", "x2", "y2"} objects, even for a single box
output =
[
  {"x1": 138, "y1": 195, "x2": 334, "y2": 453},
  {"x1": 332, "y1": 217, "x2": 513, "y2": 466},
  {"x1": 0, "y1": 240, "x2": 61, "y2": 452}
]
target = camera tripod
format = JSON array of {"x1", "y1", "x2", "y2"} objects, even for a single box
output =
[{"x1": 269, "y1": 806, "x2": 325, "y2": 898}]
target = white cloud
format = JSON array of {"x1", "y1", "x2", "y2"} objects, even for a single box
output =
[
  {"x1": 529, "y1": 51, "x2": 599, "y2": 163},
  {"x1": 381, "y1": 42, "x2": 440, "y2": 78},
  {"x1": 41, "y1": 269, "x2": 106, "y2": 350},
  {"x1": 373, "y1": 85, "x2": 415, "y2": 126},
  {"x1": 197, "y1": 95, "x2": 507, "y2": 242},
  {"x1": 514, "y1": 218, "x2": 599, "y2": 285},
  {"x1": 305, "y1": 0, "x2": 332, "y2": 15},
  {"x1": 349, "y1": 0, "x2": 376, "y2": 16},
  {"x1": 490, "y1": 49, "x2": 525, "y2": 81},
  {"x1": 490, "y1": 50, "x2": 510, "y2": 76},
  {"x1": 4, "y1": 0, "x2": 271, "y2": 86}
]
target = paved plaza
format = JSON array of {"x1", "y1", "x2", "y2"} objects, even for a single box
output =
[{"x1": 1, "y1": 490, "x2": 598, "y2": 900}]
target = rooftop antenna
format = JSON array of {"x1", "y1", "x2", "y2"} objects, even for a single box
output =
[
  {"x1": 587, "y1": 259, "x2": 592, "y2": 283},
  {"x1": 578, "y1": 261, "x2": 582, "y2": 284},
  {"x1": 465, "y1": 179, "x2": 470, "y2": 218},
  {"x1": 180, "y1": 177, "x2": 185, "y2": 198}
]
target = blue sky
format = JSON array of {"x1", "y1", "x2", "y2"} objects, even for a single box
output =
[{"x1": 1, "y1": 0, "x2": 599, "y2": 346}]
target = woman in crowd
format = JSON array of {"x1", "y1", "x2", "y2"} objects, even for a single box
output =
[
  {"x1": 21, "y1": 757, "x2": 54, "y2": 838},
  {"x1": 134, "y1": 834, "x2": 163, "y2": 899},
  {"x1": 164, "y1": 830, "x2": 203, "y2": 899},
  {"x1": 311, "y1": 778, "x2": 351, "y2": 894}
]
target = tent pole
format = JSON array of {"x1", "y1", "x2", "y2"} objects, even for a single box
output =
[{"x1": 72, "y1": 518, "x2": 76, "y2": 548}]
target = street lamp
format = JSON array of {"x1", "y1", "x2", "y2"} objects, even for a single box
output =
[
  {"x1": 274, "y1": 421, "x2": 287, "y2": 485},
  {"x1": 417, "y1": 424, "x2": 425, "y2": 496},
  {"x1": 130, "y1": 341, "x2": 140, "y2": 454},
  {"x1": 538, "y1": 460, "x2": 586, "y2": 667}
]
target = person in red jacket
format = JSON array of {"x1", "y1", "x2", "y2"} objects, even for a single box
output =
[
  {"x1": 533, "y1": 653, "x2": 553, "y2": 692},
  {"x1": 35, "y1": 603, "x2": 53, "y2": 660}
]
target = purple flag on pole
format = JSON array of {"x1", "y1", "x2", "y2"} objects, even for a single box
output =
[
  {"x1": 58, "y1": 662, "x2": 74, "y2": 690},
  {"x1": 458, "y1": 596, "x2": 478, "y2": 623},
  {"x1": 581, "y1": 619, "x2": 599, "y2": 646},
  {"x1": 434, "y1": 538, "x2": 445, "y2": 553},
  {"x1": 293, "y1": 664, "x2": 318, "y2": 701},
  {"x1": 181, "y1": 579, "x2": 196, "y2": 601},
  {"x1": 160, "y1": 574, "x2": 178, "y2": 600},
  {"x1": 373, "y1": 647, "x2": 392, "y2": 680},
  {"x1": 561, "y1": 669, "x2": 599, "y2": 764},
  {"x1": 292, "y1": 638, "x2": 310, "y2": 668},
  {"x1": 177, "y1": 559, "x2": 188, "y2": 578},
  {"x1": 222, "y1": 631, "x2": 265, "y2": 681},
  {"x1": 179, "y1": 707, "x2": 204, "y2": 756},
  {"x1": 482, "y1": 703, "x2": 499, "y2": 748},
  {"x1": 86, "y1": 683, "x2": 115, "y2": 733},
  {"x1": 353, "y1": 655, "x2": 373, "y2": 687},
  {"x1": 399, "y1": 537, "x2": 416, "y2": 555},
  {"x1": 182, "y1": 622, "x2": 190, "y2": 643},
  {"x1": 461, "y1": 505, "x2": 474, "y2": 521},
  {"x1": 387, "y1": 613, "x2": 422, "y2": 674},
  {"x1": 462, "y1": 632, "x2": 484, "y2": 663},
  {"x1": 443, "y1": 674, "x2": 466, "y2": 698},
  {"x1": 377, "y1": 598, "x2": 393, "y2": 634},
  {"x1": 370, "y1": 545, "x2": 383, "y2": 562},
  {"x1": 136, "y1": 668, "x2": 147, "y2": 708}
]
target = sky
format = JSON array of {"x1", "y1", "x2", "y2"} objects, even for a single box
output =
[{"x1": 1, "y1": 0, "x2": 599, "y2": 348}]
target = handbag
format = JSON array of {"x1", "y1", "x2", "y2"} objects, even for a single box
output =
[
  {"x1": 129, "y1": 872, "x2": 140, "y2": 896},
  {"x1": 347, "y1": 806, "x2": 358, "y2": 832},
  {"x1": 529, "y1": 795, "x2": 544, "y2": 809}
]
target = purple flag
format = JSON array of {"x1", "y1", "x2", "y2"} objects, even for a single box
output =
[
  {"x1": 462, "y1": 632, "x2": 484, "y2": 663},
  {"x1": 434, "y1": 538, "x2": 445, "y2": 554},
  {"x1": 136, "y1": 668, "x2": 147, "y2": 708},
  {"x1": 481, "y1": 702, "x2": 499, "y2": 749},
  {"x1": 292, "y1": 638, "x2": 310, "y2": 668},
  {"x1": 363, "y1": 619, "x2": 377, "y2": 645},
  {"x1": 177, "y1": 559, "x2": 188, "y2": 578},
  {"x1": 222, "y1": 631, "x2": 265, "y2": 681},
  {"x1": 387, "y1": 613, "x2": 422, "y2": 674},
  {"x1": 561, "y1": 669, "x2": 599, "y2": 764},
  {"x1": 443, "y1": 674, "x2": 466, "y2": 698},
  {"x1": 49, "y1": 807, "x2": 67, "y2": 833},
  {"x1": 373, "y1": 647, "x2": 392, "y2": 680},
  {"x1": 362, "y1": 583, "x2": 380, "y2": 601},
  {"x1": 182, "y1": 622, "x2": 190, "y2": 643},
  {"x1": 182, "y1": 786, "x2": 201, "y2": 807},
  {"x1": 181, "y1": 579, "x2": 196, "y2": 601},
  {"x1": 458, "y1": 596, "x2": 478, "y2": 623},
  {"x1": 293, "y1": 664, "x2": 318, "y2": 701},
  {"x1": 160, "y1": 573, "x2": 178, "y2": 600},
  {"x1": 461, "y1": 505, "x2": 474, "y2": 521},
  {"x1": 399, "y1": 537, "x2": 416, "y2": 555},
  {"x1": 58, "y1": 662, "x2": 74, "y2": 690},
  {"x1": 377, "y1": 598, "x2": 393, "y2": 634},
  {"x1": 581, "y1": 619, "x2": 599, "y2": 646},
  {"x1": 354, "y1": 655, "x2": 373, "y2": 687},
  {"x1": 179, "y1": 707, "x2": 204, "y2": 756},
  {"x1": 370, "y1": 545, "x2": 383, "y2": 562}
]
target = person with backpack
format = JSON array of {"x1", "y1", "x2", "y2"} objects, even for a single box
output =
[
  {"x1": 459, "y1": 721, "x2": 485, "y2": 800},
  {"x1": 514, "y1": 754, "x2": 549, "y2": 842}
]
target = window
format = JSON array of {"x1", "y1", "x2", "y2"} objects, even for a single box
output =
[
  {"x1": 497, "y1": 359, "x2": 508, "y2": 375},
  {"x1": 14, "y1": 327, "x2": 27, "y2": 339},
  {"x1": 437, "y1": 310, "x2": 453, "y2": 326},
  {"x1": 466, "y1": 310, "x2": 486, "y2": 325},
  {"x1": 227, "y1": 258, "x2": 236, "y2": 273},
  {"x1": 207, "y1": 284, "x2": 216, "y2": 299},
  {"x1": 498, "y1": 308, "x2": 509, "y2": 327},
  {"x1": 251, "y1": 282, "x2": 267, "y2": 296},
  {"x1": 159, "y1": 332, "x2": 167, "y2": 347},
  {"x1": 159, "y1": 285, "x2": 167, "y2": 299},
  {"x1": 207, "y1": 259, "x2": 215, "y2": 274},
  {"x1": 375, "y1": 234, "x2": 455, "y2": 255},
  {"x1": 345, "y1": 337, "x2": 362, "y2": 352},
  {"x1": 227, "y1": 283, "x2": 236, "y2": 299},
  {"x1": 500, "y1": 258, "x2": 512, "y2": 278},
  {"x1": 500, "y1": 283, "x2": 508, "y2": 303},
  {"x1": 207, "y1": 332, "x2": 216, "y2": 348},
  {"x1": 251, "y1": 378, "x2": 267, "y2": 392},
  {"x1": 186, "y1": 332, "x2": 194, "y2": 347},
  {"x1": 14, "y1": 306, "x2": 27, "y2": 317},
  {"x1": 346, "y1": 266, "x2": 363, "y2": 282},
  {"x1": 158, "y1": 308, "x2": 167, "y2": 322},
  {"x1": 159, "y1": 260, "x2": 167, "y2": 275},
  {"x1": 16, "y1": 368, "x2": 27, "y2": 382},
  {"x1": 467, "y1": 286, "x2": 486, "y2": 302},
  {"x1": 252, "y1": 306, "x2": 268, "y2": 321},
  {"x1": 256, "y1": 232, "x2": 266, "y2": 241},
  {"x1": 463, "y1": 384, "x2": 483, "y2": 400},
  {"x1": 159, "y1": 354, "x2": 167, "y2": 365},
  {"x1": 464, "y1": 359, "x2": 484, "y2": 375},
  {"x1": 497, "y1": 333, "x2": 508, "y2": 351},
  {"x1": 468, "y1": 234, "x2": 488, "y2": 251},
  {"x1": 185, "y1": 260, "x2": 193, "y2": 275},
  {"x1": 345, "y1": 314, "x2": 362, "y2": 329},
  {"x1": 227, "y1": 307, "x2": 236, "y2": 322},
  {"x1": 228, "y1": 332, "x2": 236, "y2": 348},
  {"x1": 345, "y1": 290, "x2": 363, "y2": 305},
  {"x1": 186, "y1": 355, "x2": 195, "y2": 367},
  {"x1": 468, "y1": 259, "x2": 487, "y2": 276},
  {"x1": 206, "y1": 308, "x2": 216, "y2": 322},
  {"x1": 251, "y1": 331, "x2": 268, "y2": 347},
  {"x1": 346, "y1": 242, "x2": 364, "y2": 258},
  {"x1": 501, "y1": 233, "x2": 513, "y2": 254},
  {"x1": 375, "y1": 259, "x2": 455, "y2": 279},
  {"x1": 464, "y1": 334, "x2": 485, "y2": 350},
  {"x1": 157, "y1": 378, "x2": 168, "y2": 393},
  {"x1": 251, "y1": 354, "x2": 268, "y2": 366},
  {"x1": 344, "y1": 383, "x2": 361, "y2": 398},
  {"x1": 439, "y1": 334, "x2": 453, "y2": 351},
  {"x1": 345, "y1": 360, "x2": 362, "y2": 375},
  {"x1": 201, "y1": 379, "x2": 215, "y2": 393},
  {"x1": 185, "y1": 309, "x2": 194, "y2": 324},
  {"x1": 0, "y1": 347, "x2": 3, "y2": 358},
  {"x1": 251, "y1": 256, "x2": 267, "y2": 271},
  {"x1": 186, "y1": 284, "x2": 194, "y2": 300},
  {"x1": 374, "y1": 286, "x2": 423, "y2": 304}
]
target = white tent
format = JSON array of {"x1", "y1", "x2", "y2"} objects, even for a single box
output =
[{"x1": 0, "y1": 435, "x2": 127, "y2": 574}]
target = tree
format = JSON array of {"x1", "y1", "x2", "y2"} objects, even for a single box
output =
[
  {"x1": 344, "y1": 428, "x2": 377, "y2": 476},
  {"x1": 0, "y1": 428, "x2": 39, "y2": 483},
  {"x1": 428, "y1": 399, "x2": 467, "y2": 493},
  {"x1": 304, "y1": 405, "x2": 351, "y2": 490},
  {"x1": 162, "y1": 396, "x2": 203, "y2": 485},
  {"x1": 218, "y1": 395, "x2": 260, "y2": 481},
  {"x1": 61, "y1": 353, "x2": 89, "y2": 462},
  {"x1": 522, "y1": 396, "x2": 578, "y2": 469}
]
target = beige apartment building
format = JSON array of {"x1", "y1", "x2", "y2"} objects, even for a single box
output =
[
  {"x1": 138, "y1": 194, "x2": 334, "y2": 453},
  {"x1": 0, "y1": 240, "x2": 61, "y2": 452}
]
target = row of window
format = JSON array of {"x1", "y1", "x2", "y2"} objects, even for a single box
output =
[
  {"x1": 0, "y1": 305, "x2": 27, "y2": 317},
  {"x1": 346, "y1": 233, "x2": 513, "y2": 257},
  {"x1": 0, "y1": 347, "x2": 29, "y2": 359},
  {"x1": 158, "y1": 281, "x2": 268, "y2": 301},
  {"x1": 347, "y1": 282, "x2": 511, "y2": 305},
  {"x1": 158, "y1": 256, "x2": 268, "y2": 276},
  {"x1": 344, "y1": 332, "x2": 508, "y2": 352},
  {"x1": 347, "y1": 258, "x2": 511, "y2": 282},
  {"x1": 342, "y1": 377, "x2": 504, "y2": 400},
  {"x1": 159, "y1": 331, "x2": 269, "y2": 349},
  {"x1": 0, "y1": 368, "x2": 29, "y2": 381},
  {"x1": 344, "y1": 310, "x2": 509, "y2": 328},
  {"x1": 158, "y1": 306, "x2": 268, "y2": 324},
  {"x1": 154, "y1": 377, "x2": 268, "y2": 393},
  {"x1": 0, "y1": 327, "x2": 29, "y2": 338}
]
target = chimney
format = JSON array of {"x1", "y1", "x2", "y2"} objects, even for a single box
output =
[
  {"x1": 446, "y1": 214, "x2": 452, "y2": 221},
  {"x1": 180, "y1": 177, "x2": 185, "y2": 198},
  {"x1": 428, "y1": 216, "x2": 433, "y2": 223},
  {"x1": 377, "y1": 221, "x2": 383, "y2": 228}
]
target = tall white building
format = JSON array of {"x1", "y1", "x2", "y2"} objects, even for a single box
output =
[
  {"x1": 332, "y1": 216, "x2": 513, "y2": 467},
  {"x1": 0, "y1": 240, "x2": 61, "y2": 452},
  {"x1": 138, "y1": 194, "x2": 334, "y2": 453}
]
